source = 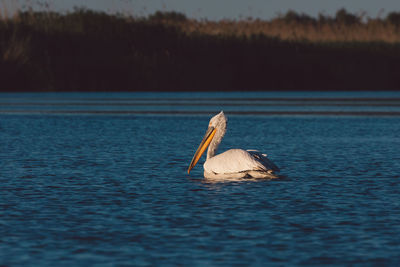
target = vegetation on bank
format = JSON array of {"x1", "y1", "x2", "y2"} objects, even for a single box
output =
[{"x1": 1, "y1": 8, "x2": 400, "y2": 91}]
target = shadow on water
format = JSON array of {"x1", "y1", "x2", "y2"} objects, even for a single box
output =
[{"x1": 188, "y1": 174, "x2": 288, "y2": 185}]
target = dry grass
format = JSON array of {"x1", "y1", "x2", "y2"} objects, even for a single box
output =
[
  {"x1": 165, "y1": 18, "x2": 400, "y2": 43},
  {"x1": 143, "y1": 9, "x2": 400, "y2": 43},
  {"x1": 0, "y1": 4, "x2": 400, "y2": 43}
]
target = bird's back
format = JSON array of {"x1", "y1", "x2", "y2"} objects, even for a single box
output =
[{"x1": 204, "y1": 149, "x2": 278, "y2": 175}]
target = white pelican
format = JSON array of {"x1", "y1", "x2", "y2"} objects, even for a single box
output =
[{"x1": 188, "y1": 111, "x2": 280, "y2": 179}]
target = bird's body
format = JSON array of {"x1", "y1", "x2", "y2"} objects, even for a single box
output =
[
  {"x1": 204, "y1": 149, "x2": 279, "y2": 179},
  {"x1": 188, "y1": 111, "x2": 279, "y2": 179}
]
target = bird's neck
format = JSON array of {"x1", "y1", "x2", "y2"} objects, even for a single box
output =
[
  {"x1": 206, "y1": 143, "x2": 218, "y2": 160},
  {"x1": 206, "y1": 125, "x2": 226, "y2": 160}
]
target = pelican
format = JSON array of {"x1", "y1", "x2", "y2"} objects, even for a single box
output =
[{"x1": 188, "y1": 111, "x2": 280, "y2": 179}]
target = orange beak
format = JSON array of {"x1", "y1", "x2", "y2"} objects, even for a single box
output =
[{"x1": 187, "y1": 127, "x2": 217, "y2": 174}]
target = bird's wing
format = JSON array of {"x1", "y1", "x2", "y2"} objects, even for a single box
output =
[
  {"x1": 204, "y1": 149, "x2": 278, "y2": 174},
  {"x1": 247, "y1": 150, "x2": 280, "y2": 172}
]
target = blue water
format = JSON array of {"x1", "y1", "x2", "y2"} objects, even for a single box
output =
[{"x1": 1, "y1": 92, "x2": 400, "y2": 266}]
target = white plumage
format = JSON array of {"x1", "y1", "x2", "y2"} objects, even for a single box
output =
[{"x1": 188, "y1": 111, "x2": 279, "y2": 179}]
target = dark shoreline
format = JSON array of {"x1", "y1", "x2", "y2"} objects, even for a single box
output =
[
  {"x1": 2, "y1": 110, "x2": 400, "y2": 116},
  {"x1": 1, "y1": 9, "x2": 400, "y2": 92}
]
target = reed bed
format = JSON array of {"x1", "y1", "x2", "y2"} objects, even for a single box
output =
[{"x1": 1, "y1": 7, "x2": 400, "y2": 91}]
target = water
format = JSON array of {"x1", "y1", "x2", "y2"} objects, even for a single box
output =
[{"x1": 1, "y1": 92, "x2": 400, "y2": 266}]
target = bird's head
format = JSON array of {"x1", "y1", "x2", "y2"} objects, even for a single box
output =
[{"x1": 208, "y1": 111, "x2": 227, "y2": 129}]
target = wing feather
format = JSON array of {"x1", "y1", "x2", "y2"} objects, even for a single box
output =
[
  {"x1": 247, "y1": 150, "x2": 280, "y2": 172},
  {"x1": 204, "y1": 149, "x2": 279, "y2": 174}
]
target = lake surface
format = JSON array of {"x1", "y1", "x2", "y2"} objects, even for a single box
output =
[{"x1": 1, "y1": 92, "x2": 400, "y2": 266}]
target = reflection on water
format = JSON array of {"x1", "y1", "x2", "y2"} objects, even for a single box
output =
[
  {"x1": 2, "y1": 91, "x2": 400, "y2": 115},
  {"x1": 1, "y1": 92, "x2": 400, "y2": 266},
  {"x1": 201, "y1": 176, "x2": 278, "y2": 184}
]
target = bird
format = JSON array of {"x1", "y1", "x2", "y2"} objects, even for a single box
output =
[{"x1": 187, "y1": 111, "x2": 280, "y2": 179}]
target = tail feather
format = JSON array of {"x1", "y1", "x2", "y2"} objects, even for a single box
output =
[{"x1": 247, "y1": 150, "x2": 280, "y2": 172}]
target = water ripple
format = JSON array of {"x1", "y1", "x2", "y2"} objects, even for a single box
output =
[{"x1": 1, "y1": 94, "x2": 400, "y2": 265}]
